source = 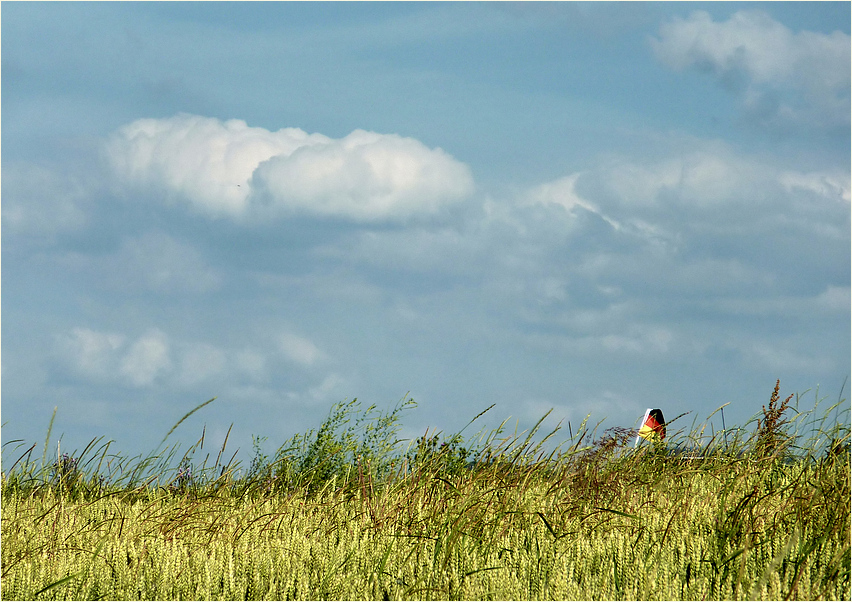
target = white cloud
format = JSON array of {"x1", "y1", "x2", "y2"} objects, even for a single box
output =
[
  {"x1": 54, "y1": 323, "x2": 307, "y2": 391},
  {"x1": 594, "y1": 147, "x2": 761, "y2": 209},
  {"x1": 322, "y1": 225, "x2": 488, "y2": 277},
  {"x1": 779, "y1": 171, "x2": 851, "y2": 203},
  {"x1": 234, "y1": 349, "x2": 269, "y2": 382},
  {"x1": 279, "y1": 332, "x2": 324, "y2": 367},
  {"x1": 524, "y1": 173, "x2": 622, "y2": 230},
  {"x1": 707, "y1": 286, "x2": 852, "y2": 317},
  {"x1": 107, "y1": 114, "x2": 474, "y2": 221},
  {"x1": 526, "y1": 324, "x2": 675, "y2": 357},
  {"x1": 176, "y1": 343, "x2": 228, "y2": 387},
  {"x1": 479, "y1": 140, "x2": 848, "y2": 374},
  {"x1": 815, "y1": 286, "x2": 851, "y2": 313},
  {"x1": 253, "y1": 129, "x2": 474, "y2": 222},
  {"x1": 53, "y1": 231, "x2": 222, "y2": 296},
  {"x1": 2, "y1": 163, "x2": 89, "y2": 237},
  {"x1": 308, "y1": 374, "x2": 346, "y2": 402},
  {"x1": 651, "y1": 10, "x2": 850, "y2": 128},
  {"x1": 116, "y1": 231, "x2": 223, "y2": 294},
  {"x1": 739, "y1": 339, "x2": 833, "y2": 374},
  {"x1": 119, "y1": 329, "x2": 172, "y2": 386},
  {"x1": 507, "y1": 145, "x2": 773, "y2": 264},
  {"x1": 56, "y1": 327, "x2": 171, "y2": 387},
  {"x1": 569, "y1": 144, "x2": 849, "y2": 242},
  {"x1": 517, "y1": 391, "x2": 646, "y2": 434},
  {"x1": 107, "y1": 114, "x2": 327, "y2": 216},
  {"x1": 57, "y1": 327, "x2": 126, "y2": 381}
]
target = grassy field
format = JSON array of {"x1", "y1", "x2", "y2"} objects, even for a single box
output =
[{"x1": 2, "y1": 381, "x2": 850, "y2": 600}]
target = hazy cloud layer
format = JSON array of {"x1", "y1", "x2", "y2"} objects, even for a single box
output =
[
  {"x1": 652, "y1": 10, "x2": 851, "y2": 129},
  {"x1": 107, "y1": 114, "x2": 474, "y2": 221}
]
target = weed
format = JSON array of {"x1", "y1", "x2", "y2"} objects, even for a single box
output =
[
  {"x1": 753, "y1": 379, "x2": 795, "y2": 460},
  {"x1": 51, "y1": 453, "x2": 81, "y2": 492}
]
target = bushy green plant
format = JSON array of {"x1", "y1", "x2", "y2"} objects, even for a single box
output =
[
  {"x1": 250, "y1": 396, "x2": 416, "y2": 494},
  {"x1": 407, "y1": 432, "x2": 473, "y2": 475}
]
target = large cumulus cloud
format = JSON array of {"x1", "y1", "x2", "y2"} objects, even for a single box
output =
[{"x1": 106, "y1": 114, "x2": 475, "y2": 221}]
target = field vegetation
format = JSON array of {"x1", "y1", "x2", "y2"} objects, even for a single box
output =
[{"x1": 2, "y1": 381, "x2": 850, "y2": 600}]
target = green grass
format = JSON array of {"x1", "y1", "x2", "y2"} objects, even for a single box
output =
[{"x1": 2, "y1": 381, "x2": 850, "y2": 600}]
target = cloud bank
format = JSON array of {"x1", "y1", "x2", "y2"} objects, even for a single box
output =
[{"x1": 107, "y1": 114, "x2": 475, "y2": 221}]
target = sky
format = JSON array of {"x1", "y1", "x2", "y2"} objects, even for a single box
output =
[{"x1": 2, "y1": 2, "x2": 850, "y2": 469}]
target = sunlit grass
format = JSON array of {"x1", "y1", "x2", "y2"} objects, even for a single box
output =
[{"x1": 2, "y1": 381, "x2": 849, "y2": 600}]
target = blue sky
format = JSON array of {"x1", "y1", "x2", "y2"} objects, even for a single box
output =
[{"x1": 2, "y1": 2, "x2": 850, "y2": 467}]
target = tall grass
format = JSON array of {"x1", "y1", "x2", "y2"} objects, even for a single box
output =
[{"x1": 2, "y1": 382, "x2": 849, "y2": 600}]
